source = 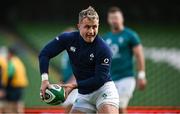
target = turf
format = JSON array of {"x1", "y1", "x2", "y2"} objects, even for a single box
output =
[{"x1": 1, "y1": 22, "x2": 179, "y2": 106}]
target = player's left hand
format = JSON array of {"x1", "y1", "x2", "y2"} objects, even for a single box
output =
[
  {"x1": 59, "y1": 83, "x2": 77, "y2": 99},
  {"x1": 137, "y1": 78, "x2": 147, "y2": 90}
]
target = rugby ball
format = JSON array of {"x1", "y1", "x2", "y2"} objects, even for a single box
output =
[{"x1": 44, "y1": 84, "x2": 65, "y2": 105}]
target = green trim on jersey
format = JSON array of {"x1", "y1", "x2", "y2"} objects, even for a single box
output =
[
  {"x1": 8, "y1": 60, "x2": 15, "y2": 78},
  {"x1": 103, "y1": 27, "x2": 141, "y2": 80}
]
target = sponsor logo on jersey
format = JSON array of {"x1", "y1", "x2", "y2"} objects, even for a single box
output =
[
  {"x1": 101, "y1": 58, "x2": 110, "y2": 66},
  {"x1": 104, "y1": 58, "x2": 109, "y2": 63}
]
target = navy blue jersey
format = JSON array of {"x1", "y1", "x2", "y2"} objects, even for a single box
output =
[{"x1": 39, "y1": 31, "x2": 112, "y2": 94}]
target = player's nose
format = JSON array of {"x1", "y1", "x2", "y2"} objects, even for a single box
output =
[{"x1": 88, "y1": 28, "x2": 94, "y2": 34}]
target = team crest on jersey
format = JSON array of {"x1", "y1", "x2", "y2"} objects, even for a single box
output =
[
  {"x1": 102, "y1": 93, "x2": 108, "y2": 99},
  {"x1": 111, "y1": 44, "x2": 119, "y2": 56},
  {"x1": 106, "y1": 39, "x2": 112, "y2": 45},
  {"x1": 70, "y1": 46, "x2": 76, "y2": 52},
  {"x1": 118, "y1": 37, "x2": 124, "y2": 44},
  {"x1": 90, "y1": 53, "x2": 94, "y2": 61}
]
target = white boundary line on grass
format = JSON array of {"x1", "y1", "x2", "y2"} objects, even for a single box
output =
[{"x1": 144, "y1": 47, "x2": 180, "y2": 71}]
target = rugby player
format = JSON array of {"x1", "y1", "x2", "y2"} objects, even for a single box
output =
[
  {"x1": 103, "y1": 7, "x2": 147, "y2": 113},
  {"x1": 39, "y1": 6, "x2": 119, "y2": 113}
]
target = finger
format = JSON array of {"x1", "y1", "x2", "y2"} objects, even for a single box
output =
[
  {"x1": 40, "y1": 92, "x2": 44, "y2": 101},
  {"x1": 64, "y1": 89, "x2": 71, "y2": 99},
  {"x1": 61, "y1": 84, "x2": 67, "y2": 87},
  {"x1": 59, "y1": 84, "x2": 69, "y2": 87},
  {"x1": 57, "y1": 83, "x2": 63, "y2": 86},
  {"x1": 40, "y1": 89, "x2": 46, "y2": 98},
  {"x1": 65, "y1": 88, "x2": 74, "y2": 96},
  {"x1": 40, "y1": 90, "x2": 44, "y2": 100},
  {"x1": 58, "y1": 81, "x2": 64, "y2": 84},
  {"x1": 57, "y1": 83, "x2": 66, "y2": 87},
  {"x1": 47, "y1": 84, "x2": 52, "y2": 89}
]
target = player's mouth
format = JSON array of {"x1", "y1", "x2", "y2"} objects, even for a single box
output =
[
  {"x1": 84, "y1": 34, "x2": 95, "y2": 42},
  {"x1": 86, "y1": 34, "x2": 95, "y2": 38}
]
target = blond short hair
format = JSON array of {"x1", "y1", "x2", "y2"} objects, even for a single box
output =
[{"x1": 79, "y1": 6, "x2": 99, "y2": 22}]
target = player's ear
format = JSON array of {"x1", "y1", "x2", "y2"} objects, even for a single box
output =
[{"x1": 77, "y1": 23, "x2": 80, "y2": 29}]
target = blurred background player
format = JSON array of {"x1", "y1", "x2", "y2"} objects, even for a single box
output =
[
  {"x1": 3, "y1": 47, "x2": 28, "y2": 114},
  {"x1": 0, "y1": 47, "x2": 8, "y2": 113},
  {"x1": 60, "y1": 27, "x2": 78, "y2": 112},
  {"x1": 103, "y1": 7, "x2": 147, "y2": 113}
]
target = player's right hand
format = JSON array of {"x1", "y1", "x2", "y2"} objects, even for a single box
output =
[
  {"x1": 137, "y1": 78, "x2": 147, "y2": 90},
  {"x1": 40, "y1": 80, "x2": 50, "y2": 100}
]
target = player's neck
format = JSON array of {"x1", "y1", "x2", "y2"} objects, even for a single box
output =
[{"x1": 112, "y1": 25, "x2": 124, "y2": 34}]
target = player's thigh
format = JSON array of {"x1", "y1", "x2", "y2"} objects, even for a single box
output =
[
  {"x1": 115, "y1": 77, "x2": 136, "y2": 108},
  {"x1": 96, "y1": 81, "x2": 119, "y2": 112},
  {"x1": 98, "y1": 103, "x2": 118, "y2": 114},
  {"x1": 71, "y1": 93, "x2": 96, "y2": 113}
]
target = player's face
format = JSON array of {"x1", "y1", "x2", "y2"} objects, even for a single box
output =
[
  {"x1": 78, "y1": 18, "x2": 99, "y2": 43},
  {"x1": 108, "y1": 12, "x2": 124, "y2": 30}
]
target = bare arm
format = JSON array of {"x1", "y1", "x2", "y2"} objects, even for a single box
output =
[
  {"x1": 133, "y1": 44, "x2": 147, "y2": 90},
  {"x1": 133, "y1": 44, "x2": 145, "y2": 72}
]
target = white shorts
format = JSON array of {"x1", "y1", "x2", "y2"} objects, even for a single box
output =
[
  {"x1": 114, "y1": 77, "x2": 136, "y2": 108},
  {"x1": 72, "y1": 81, "x2": 119, "y2": 113},
  {"x1": 63, "y1": 89, "x2": 78, "y2": 106}
]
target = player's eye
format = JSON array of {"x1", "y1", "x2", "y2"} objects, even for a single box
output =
[
  {"x1": 84, "y1": 25, "x2": 90, "y2": 29},
  {"x1": 92, "y1": 25, "x2": 97, "y2": 29}
]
